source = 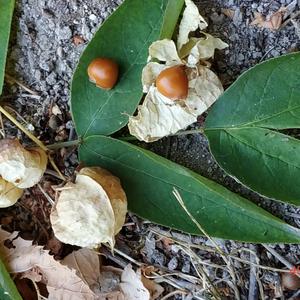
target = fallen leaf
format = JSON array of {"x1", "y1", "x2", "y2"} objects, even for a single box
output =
[
  {"x1": 51, "y1": 104, "x2": 62, "y2": 116},
  {"x1": 141, "y1": 275, "x2": 164, "y2": 300},
  {"x1": 0, "y1": 139, "x2": 47, "y2": 189},
  {"x1": 177, "y1": 0, "x2": 208, "y2": 50},
  {"x1": 73, "y1": 35, "x2": 85, "y2": 46},
  {"x1": 62, "y1": 248, "x2": 100, "y2": 292},
  {"x1": 251, "y1": 8, "x2": 286, "y2": 30},
  {"x1": 120, "y1": 265, "x2": 150, "y2": 300},
  {"x1": 221, "y1": 8, "x2": 235, "y2": 19},
  {"x1": 0, "y1": 229, "x2": 97, "y2": 299}
]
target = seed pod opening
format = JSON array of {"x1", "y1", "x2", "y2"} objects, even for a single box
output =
[{"x1": 0, "y1": 139, "x2": 48, "y2": 188}]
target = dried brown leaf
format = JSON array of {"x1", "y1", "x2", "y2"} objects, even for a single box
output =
[{"x1": 251, "y1": 8, "x2": 286, "y2": 30}]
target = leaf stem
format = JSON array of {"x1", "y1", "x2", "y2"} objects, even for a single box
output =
[
  {"x1": 47, "y1": 139, "x2": 81, "y2": 150},
  {"x1": 118, "y1": 127, "x2": 204, "y2": 142}
]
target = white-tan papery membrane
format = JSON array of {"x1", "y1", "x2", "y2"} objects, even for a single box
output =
[
  {"x1": 0, "y1": 139, "x2": 48, "y2": 188},
  {"x1": 128, "y1": 0, "x2": 228, "y2": 142},
  {"x1": 51, "y1": 167, "x2": 127, "y2": 248}
]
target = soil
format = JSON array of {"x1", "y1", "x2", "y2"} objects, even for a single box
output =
[{"x1": 2, "y1": 0, "x2": 300, "y2": 299}]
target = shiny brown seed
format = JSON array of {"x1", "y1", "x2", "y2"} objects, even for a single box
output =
[
  {"x1": 156, "y1": 65, "x2": 188, "y2": 100},
  {"x1": 282, "y1": 272, "x2": 300, "y2": 290},
  {"x1": 87, "y1": 58, "x2": 119, "y2": 90}
]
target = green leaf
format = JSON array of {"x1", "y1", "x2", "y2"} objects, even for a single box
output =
[
  {"x1": 71, "y1": 0, "x2": 178, "y2": 138},
  {"x1": 79, "y1": 135, "x2": 300, "y2": 243},
  {"x1": 205, "y1": 52, "x2": 300, "y2": 204},
  {"x1": 0, "y1": 0, "x2": 15, "y2": 95},
  {"x1": 0, "y1": 258, "x2": 22, "y2": 300},
  {"x1": 160, "y1": 0, "x2": 185, "y2": 39}
]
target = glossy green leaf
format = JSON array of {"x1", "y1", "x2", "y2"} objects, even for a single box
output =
[
  {"x1": 71, "y1": 0, "x2": 184, "y2": 138},
  {"x1": 160, "y1": 0, "x2": 185, "y2": 39},
  {"x1": 0, "y1": 258, "x2": 22, "y2": 300},
  {"x1": 205, "y1": 52, "x2": 300, "y2": 204},
  {"x1": 0, "y1": 0, "x2": 14, "y2": 94},
  {"x1": 79, "y1": 135, "x2": 300, "y2": 243}
]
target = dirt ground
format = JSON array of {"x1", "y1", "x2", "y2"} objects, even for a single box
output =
[{"x1": 2, "y1": 0, "x2": 300, "y2": 299}]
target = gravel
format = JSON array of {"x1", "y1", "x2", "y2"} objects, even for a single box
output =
[{"x1": 3, "y1": 0, "x2": 300, "y2": 298}]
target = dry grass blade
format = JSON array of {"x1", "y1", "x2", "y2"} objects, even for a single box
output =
[
  {"x1": 0, "y1": 105, "x2": 66, "y2": 181},
  {"x1": 172, "y1": 188, "x2": 241, "y2": 300},
  {"x1": 5, "y1": 73, "x2": 39, "y2": 96}
]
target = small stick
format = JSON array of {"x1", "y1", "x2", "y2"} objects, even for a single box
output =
[
  {"x1": 160, "y1": 290, "x2": 187, "y2": 300},
  {"x1": 5, "y1": 73, "x2": 39, "y2": 96},
  {"x1": 248, "y1": 244, "x2": 258, "y2": 300}
]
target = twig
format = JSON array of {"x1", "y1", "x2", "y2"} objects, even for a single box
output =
[
  {"x1": 47, "y1": 139, "x2": 80, "y2": 150},
  {"x1": 0, "y1": 112, "x2": 5, "y2": 138},
  {"x1": 262, "y1": 244, "x2": 293, "y2": 269},
  {"x1": 5, "y1": 74, "x2": 39, "y2": 96},
  {"x1": 160, "y1": 290, "x2": 188, "y2": 300},
  {"x1": 37, "y1": 183, "x2": 55, "y2": 205},
  {"x1": 248, "y1": 245, "x2": 258, "y2": 300}
]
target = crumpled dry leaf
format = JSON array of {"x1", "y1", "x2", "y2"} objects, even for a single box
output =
[
  {"x1": 141, "y1": 275, "x2": 164, "y2": 300},
  {"x1": 51, "y1": 167, "x2": 127, "y2": 248},
  {"x1": 0, "y1": 229, "x2": 97, "y2": 300},
  {"x1": 177, "y1": 0, "x2": 208, "y2": 50},
  {"x1": 251, "y1": 8, "x2": 286, "y2": 30},
  {"x1": 0, "y1": 139, "x2": 47, "y2": 188},
  {"x1": 0, "y1": 229, "x2": 161, "y2": 300},
  {"x1": 120, "y1": 265, "x2": 150, "y2": 300},
  {"x1": 0, "y1": 177, "x2": 23, "y2": 207}
]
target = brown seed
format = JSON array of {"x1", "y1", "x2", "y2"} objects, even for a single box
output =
[
  {"x1": 282, "y1": 272, "x2": 300, "y2": 290},
  {"x1": 87, "y1": 58, "x2": 119, "y2": 90},
  {"x1": 156, "y1": 65, "x2": 188, "y2": 100}
]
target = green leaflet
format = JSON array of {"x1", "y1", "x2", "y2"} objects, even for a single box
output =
[
  {"x1": 160, "y1": 0, "x2": 185, "y2": 39},
  {"x1": 205, "y1": 52, "x2": 300, "y2": 204},
  {"x1": 71, "y1": 0, "x2": 184, "y2": 138},
  {"x1": 0, "y1": 0, "x2": 15, "y2": 94},
  {"x1": 0, "y1": 258, "x2": 22, "y2": 300},
  {"x1": 79, "y1": 135, "x2": 300, "y2": 243}
]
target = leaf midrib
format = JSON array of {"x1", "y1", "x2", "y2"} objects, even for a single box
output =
[{"x1": 82, "y1": 141, "x2": 299, "y2": 236}]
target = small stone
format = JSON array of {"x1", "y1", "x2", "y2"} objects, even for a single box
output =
[{"x1": 167, "y1": 257, "x2": 178, "y2": 270}]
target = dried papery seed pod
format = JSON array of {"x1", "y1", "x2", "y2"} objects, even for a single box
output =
[
  {"x1": 50, "y1": 168, "x2": 127, "y2": 248},
  {"x1": 0, "y1": 139, "x2": 48, "y2": 188},
  {"x1": 79, "y1": 167, "x2": 127, "y2": 234},
  {"x1": 0, "y1": 178, "x2": 23, "y2": 207},
  {"x1": 87, "y1": 58, "x2": 119, "y2": 90}
]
